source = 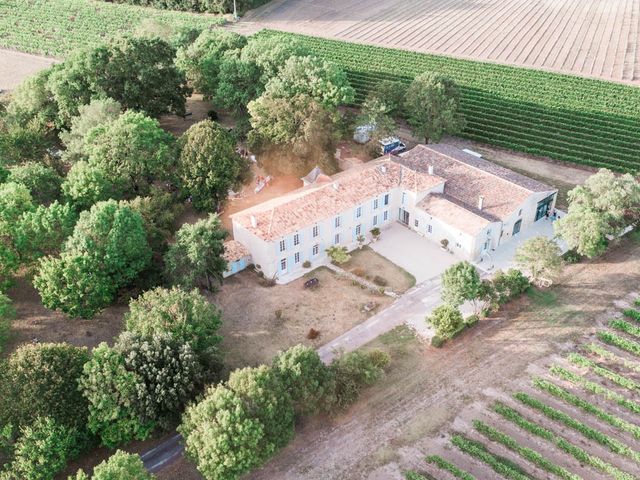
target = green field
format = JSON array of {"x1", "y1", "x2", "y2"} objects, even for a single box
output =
[
  {"x1": 256, "y1": 30, "x2": 640, "y2": 173},
  {"x1": 0, "y1": 0, "x2": 224, "y2": 57}
]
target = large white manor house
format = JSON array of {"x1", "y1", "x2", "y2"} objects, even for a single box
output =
[{"x1": 228, "y1": 144, "x2": 557, "y2": 283}]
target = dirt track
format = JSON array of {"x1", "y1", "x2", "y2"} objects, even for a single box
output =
[
  {"x1": 240, "y1": 0, "x2": 640, "y2": 84},
  {"x1": 244, "y1": 236, "x2": 640, "y2": 479}
]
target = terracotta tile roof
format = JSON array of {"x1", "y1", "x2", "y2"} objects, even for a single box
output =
[
  {"x1": 223, "y1": 240, "x2": 251, "y2": 262},
  {"x1": 398, "y1": 144, "x2": 556, "y2": 220},
  {"x1": 231, "y1": 157, "x2": 445, "y2": 241},
  {"x1": 418, "y1": 194, "x2": 492, "y2": 235}
]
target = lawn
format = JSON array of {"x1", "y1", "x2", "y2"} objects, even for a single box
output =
[
  {"x1": 0, "y1": 0, "x2": 224, "y2": 57},
  {"x1": 342, "y1": 246, "x2": 416, "y2": 294}
]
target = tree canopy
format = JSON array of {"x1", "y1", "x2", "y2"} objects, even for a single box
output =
[
  {"x1": 164, "y1": 214, "x2": 228, "y2": 291},
  {"x1": 7, "y1": 163, "x2": 62, "y2": 205},
  {"x1": 427, "y1": 304, "x2": 464, "y2": 340},
  {"x1": 177, "y1": 120, "x2": 246, "y2": 210},
  {"x1": 404, "y1": 72, "x2": 465, "y2": 143},
  {"x1": 440, "y1": 261, "x2": 481, "y2": 307},
  {"x1": 515, "y1": 236, "x2": 563, "y2": 286},
  {"x1": 71, "y1": 450, "x2": 154, "y2": 480}
]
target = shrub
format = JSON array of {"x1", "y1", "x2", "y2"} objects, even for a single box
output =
[
  {"x1": 465, "y1": 314, "x2": 479, "y2": 327},
  {"x1": 325, "y1": 245, "x2": 350, "y2": 264},
  {"x1": 370, "y1": 227, "x2": 381, "y2": 237},
  {"x1": 302, "y1": 260, "x2": 311, "y2": 268},
  {"x1": 491, "y1": 269, "x2": 530, "y2": 304},
  {"x1": 430, "y1": 335, "x2": 445, "y2": 348},
  {"x1": 427, "y1": 305, "x2": 464, "y2": 340},
  {"x1": 0, "y1": 293, "x2": 15, "y2": 355},
  {"x1": 3, "y1": 417, "x2": 80, "y2": 480},
  {"x1": 329, "y1": 349, "x2": 389, "y2": 410},
  {"x1": 373, "y1": 275, "x2": 388, "y2": 287}
]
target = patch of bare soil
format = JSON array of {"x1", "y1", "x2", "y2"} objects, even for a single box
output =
[
  {"x1": 343, "y1": 246, "x2": 416, "y2": 294},
  {"x1": 0, "y1": 49, "x2": 57, "y2": 91},
  {"x1": 245, "y1": 235, "x2": 640, "y2": 479},
  {"x1": 3, "y1": 277, "x2": 127, "y2": 357},
  {"x1": 211, "y1": 267, "x2": 393, "y2": 370},
  {"x1": 159, "y1": 94, "x2": 214, "y2": 137}
]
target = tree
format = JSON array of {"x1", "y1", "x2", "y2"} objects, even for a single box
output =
[
  {"x1": 62, "y1": 161, "x2": 125, "y2": 211},
  {"x1": 4, "y1": 69, "x2": 58, "y2": 130},
  {"x1": 555, "y1": 169, "x2": 640, "y2": 258},
  {"x1": 515, "y1": 236, "x2": 563, "y2": 286},
  {"x1": 124, "y1": 286, "x2": 222, "y2": 360},
  {"x1": 34, "y1": 254, "x2": 115, "y2": 319},
  {"x1": 48, "y1": 36, "x2": 190, "y2": 125},
  {"x1": 240, "y1": 35, "x2": 309, "y2": 86},
  {"x1": 0, "y1": 182, "x2": 34, "y2": 225},
  {"x1": 329, "y1": 350, "x2": 389, "y2": 410},
  {"x1": 79, "y1": 343, "x2": 154, "y2": 448},
  {"x1": 226, "y1": 366, "x2": 295, "y2": 459},
  {"x1": 177, "y1": 120, "x2": 247, "y2": 210},
  {"x1": 59, "y1": 98, "x2": 122, "y2": 163},
  {"x1": 71, "y1": 450, "x2": 154, "y2": 480},
  {"x1": 0, "y1": 343, "x2": 90, "y2": 432},
  {"x1": 0, "y1": 293, "x2": 15, "y2": 354},
  {"x1": 175, "y1": 29, "x2": 247, "y2": 98},
  {"x1": 214, "y1": 52, "x2": 263, "y2": 115},
  {"x1": 325, "y1": 245, "x2": 351, "y2": 264},
  {"x1": 7, "y1": 163, "x2": 62, "y2": 204},
  {"x1": 272, "y1": 345, "x2": 335, "y2": 415},
  {"x1": 427, "y1": 304, "x2": 463, "y2": 340},
  {"x1": 115, "y1": 332, "x2": 203, "y2": 428},
  {"x1": 179, "y1": 385, "x2": 266, "y2": 480},
  {"x1": 2, "y1": 417, "x2": 79, "y2": 480},
  {"x1": 164, "y1": 214, "x2": 228, "y2": 291},
  {"x1": 440, "y1": 261, "x2": 481, "y2": 307},
  {"x1": 248, "y1": 93, "x2": 338, "y2": 157},
  {"x1": 85, "y1": 111, "x2": 175, "y2": 193},
  {"x1": 366, "y1": 80, "x2": 407, "y2": 118},
  {"x1": 356, "y1": 96, "x2": 397, "y2": 151},
  {"x1": 13, "y1": 201, "x2": 78, "y2": 264},
  {"x1": 263, "y1": 56, "x2": 355, "y2": 108},
  {"x1": 34, "y1": 201, "x2": 151, "y2": 318},
  {"x1": 404, "y1": 72, "x2": 465, "y2": 143}
]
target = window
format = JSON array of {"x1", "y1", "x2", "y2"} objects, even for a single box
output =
[
  {"x1": 355, "y1": 224, "x2": 361, "y2": 235},
  {"x1": 279, "y1": 239, "x2": 286, "y2": 252},
  {"x1": 401, "y1": 192, "x2": 406, "y2": 205},
  {"x1": 356, "y1": 206, "x2": 362, "y2": 218},
  {"x1": 334, "y1": 216, "x2": 341, "y2": 228},
  {"x1": 293, "y1": 233, "x2": 300, "y2": 246},
  {"x1": 294, "y1": 252, "x2": 300, "y2": 263},
  {"x1": 312, "y1": 244, "x2": 319, "y2": 256},
  {"x1": 384, "y1": 193, "x2": 390, "y2": 206},
  {"x1": 518, "y1": 209, "x2": 522, "y2": 217},
  {"x1": 334, "y1": 233, "x2": 340, "y2": 245},
  {"x1": 280, "y1": 258, "x2": 287, "y2": 271},
  {"x1": 373, "y1": 198, "x2": 379, "y2": 210},
  {"x1": 383, "y1": 210, "x2": 388, "y2": 221},
  {"x1": 427, "y1": 224, "x2": 432, "y2": 234},
  {"x1": 373, "y1": 215, "x2": 378, "y2": 226},
  {"x1": 312, "y1": 225, "x2": 319, "y2": 237},
  {"x1": 414, "y1": 219, "x2": 419, "y2": 228}
]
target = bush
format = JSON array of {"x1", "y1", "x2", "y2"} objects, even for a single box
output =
[
  {"x1": 302, "y1": 260, "x2": 311, "y2": 268},
  {"x1": 329, "y1": 349, "x2": 389, "y2": 410},
  {"x1": 430, "y1": 335, "x2": 445, "y2": 348},
  {"x1": 373, "y1": 275, "x2": 388, "y2": 287},
  {"x1": 427, "y1": 305, "x2": 464, "y2": 340},
  {"x1": 562, "y1": 249, "x2": 582, "y2": 264},
  {"x1": 465, "y1": 314, "x2": 479, "y2": 327},
  {"x1": 325, "y1": 245, "x2": 350, "y2": 264},
  {"x1": 0, "y1": 293, "x2": 15, "y2": 355},
  {"x1": 3, "y1": 417, "x2": 80, "y2": 480},
  {"x1": 491, "y1": 269, "x2": 530, "y2": 305}
]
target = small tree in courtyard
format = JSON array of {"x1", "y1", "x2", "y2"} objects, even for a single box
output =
[
  {"x1": 427, "y1": 304, "x2": 463, "y2": 340},
  {"x1": 325, "y1": 245, "x2": 350, "y2": 264},
  {"x1": 515, "y1": 236, "x2": 563, "y2": 286},
  {"x1": 404, "y1": 72, "x2": 465, "y2": 144}
]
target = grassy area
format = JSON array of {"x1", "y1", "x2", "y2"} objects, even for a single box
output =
[
  {"x1": 342, "y1": 246, "x2": 416, "y2": 293},
  {"x1": 0, "y1": 0, "x2": 224, "y2": 57}
]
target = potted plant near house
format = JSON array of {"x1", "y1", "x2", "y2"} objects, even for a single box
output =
[
  {"x1": 370, "y1": 227, "x2": 381, "y2": 242},
  {"x1": 440, "y1": 238, "x2": 449, "y2": 251},
  {"x1": 357, "y1": 234, "x2": 366, "y2": 249}
]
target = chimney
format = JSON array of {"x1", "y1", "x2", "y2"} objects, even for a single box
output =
[
  {"x1": 250, "y1": 215, "x2": 257, "y2": 228},
  {"x1": 478, "y1": 195, "x2": 485, "y2": 211},
  {"x1": 428, "y1": 165, "x2": 434, "y2": 175}
]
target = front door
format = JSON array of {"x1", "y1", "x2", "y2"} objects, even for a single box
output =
[
  {"x1": 398, "y1": 208, "x2": 410, "y2": 225},
  {"x1": 535, "y1": 194, "x2": 555, "y2": 221},
  {"x1": 513, "y1": 219, "x2": 522, "y2": 236}
]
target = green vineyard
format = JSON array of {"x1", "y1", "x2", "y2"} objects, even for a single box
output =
[{"x1": 258, "y1": 30, "x2": 640, "y2": 173}]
